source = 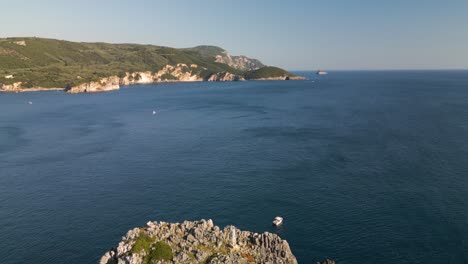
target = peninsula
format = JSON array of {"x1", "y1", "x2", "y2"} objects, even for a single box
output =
[{"x1": 0, "y1": 38, "x2": 304, "y2": 93}]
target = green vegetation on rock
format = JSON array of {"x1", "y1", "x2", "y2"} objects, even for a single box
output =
[
  {"x1": 182, "y1": 45, "x2": 226, "y2": 60},
  {"x1": 130, "y1": 232, "x2": 155, "y2": 254},
  {"x1": 0, "y1": 37, "x2": 299, "y2": 90},
  {"x1": 244, "y1": 66, "x2": 297, "y2": 80},
  {"x1": 146, "y1": 241, "x2": 173, "y2": 262},
  {"x1": 130, "y1": 233, "x2": 173, "y2": 264},
  {"x1": 160, "y1": 73, "x2": 177, "y2": 80}
]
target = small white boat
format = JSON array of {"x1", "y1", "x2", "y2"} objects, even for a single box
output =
[
  {"x1": 272, "y1": 216, "x2": 283, "y2": 226},
  {"x1": 152, "y1": 110, "x2": 157, "y2": 115},
  {"x1": 316, "y1": 70, "x2": 328, "y2": 75},
  {"x1": 28, "y1": 101, "x2": 33, "y2": 105}
]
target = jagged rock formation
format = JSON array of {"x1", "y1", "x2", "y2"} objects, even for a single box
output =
[
  {"x1": 0, "y1": 82, "x2": 64, "y2": 92},
  {"x1": 67, "y1": 64, "x2": 204, "y2": 93},
  {"x1": 100, "y1": 219, "x2": 298, "y2": 264},
  {"x1": 0, "y1": 82, "x2": 23, "y2": 91},
  {"x1": 215, "y1": 51, "x2": 265, "y2": 71},
  {"x1": 207, "y1": 72, "x2": 244, "y2": 82},
  {"x1": 67, "y1": 76, "x2": 120, "y2": 93}
]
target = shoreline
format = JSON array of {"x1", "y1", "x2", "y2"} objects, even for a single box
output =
[
  {"x1": 0, "y1": 77, "x2": 307, "y2": 94},
  {"x1": 1, "y1": 87, "x2": 65, "y2": 93}
]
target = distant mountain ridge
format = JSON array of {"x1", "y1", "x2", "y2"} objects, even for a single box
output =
[{"x1": 0, "y1": 37, "x2": 303, "y2": 93}]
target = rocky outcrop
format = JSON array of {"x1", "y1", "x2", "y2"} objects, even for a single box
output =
[
  {"x1": 207, "y1": 72, "x2": 244, "y2": 82},
  {"x1": 100, "y1": 219, "x2": 298, "y2": 264},
  {"x1": 13, "y1": 40, "x2": 27, "y2": 46},
  {"x1": 0, "y1": 82, "x2": 64, "y2": 92},
  {"x1": 154, "y1": 64, "x2": 203, "y2": 82},
  {"x1": 0, "y1": 82, "x2": 23, "y2": 91},
  {"x1": 215, "y1": 52, "x2": 264, "y2": 71},
  {"x1": 67, "y1": 76, "x2": 120, "y2": 93},
  {"x1": 65, "y1": 64, "x2": 205, "y2": 93}
]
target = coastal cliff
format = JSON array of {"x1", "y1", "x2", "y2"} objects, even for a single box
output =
[
  {"x1": 207, "y1": 72, "x2": 244, "y2": 82},
  {"x1": 66, "y1": 64, "x2": 204, "y2": 93},
  {"x1": 214, "y1": 51, "x2": 265, "y2": 71},
  {"x1": 1, "y1": 63, "x2": 303, "y2": 93},
  {"x1": 0, "y1": 82, "x2": 64, "y2": 92},
  {"x1": 100, "y1": 219, "x2": 298, "y2": 264},
  {"x1": 0, "y1": 37, "x2": 305, "y2": 93}
]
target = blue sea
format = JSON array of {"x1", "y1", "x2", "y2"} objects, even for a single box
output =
[{"x1": 1, "y1": 71, "x2": 468, "y2": 264}]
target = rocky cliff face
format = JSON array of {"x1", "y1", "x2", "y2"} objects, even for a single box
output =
[
  {"x1": 66, "y1": 64, "x2": 205, "y2": 93},
  {"x1": 0, "y1": 82, "x2": 23, "y2": 91},
  {"x1": 1, "y1": 63, "x2": 305, "y2": 93},
  {"x1": 215, "y1": 52, "x2": 264, "y2": 71},
  {"x1": 100, "y1": 219, "x2": 297, "y2": 264},
  {"x1": 67, "y1": 76, "x2": 120, "y2": 93},
  {"x1": 0, "y1": 82, "x2": 64, "y2": 92},
  {"x1": 207, "y1": 72, "x2": 244, "y2": 82}
]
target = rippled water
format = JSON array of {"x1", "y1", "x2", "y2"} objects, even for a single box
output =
[{"x1": 1, "y1": 71, "x2": 468, "y2": 263}]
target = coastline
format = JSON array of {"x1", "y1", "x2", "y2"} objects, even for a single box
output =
[
  {"x1": 1, "y1": 87, "x2": 65, "y2": 93},
  {"x1": 249, "y1": 76, "x2": 306, "y2": 81},
  {"x1": 0, "y1": 38, "x2": 304, "y2": 94},
  {"x1": 0, "y1": 74, "x2": 307, "y2": 94}
]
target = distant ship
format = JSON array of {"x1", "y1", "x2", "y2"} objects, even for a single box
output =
[{"x1": 316, "y1": 70, "x2": 328, "y2": 75}]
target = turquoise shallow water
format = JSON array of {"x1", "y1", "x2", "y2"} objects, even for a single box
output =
[{"x1": 1, "y1": 71, "x2": 468, "y2": 263}]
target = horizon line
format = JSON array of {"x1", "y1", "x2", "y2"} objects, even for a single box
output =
[{"x1": 289, "y1": 69, "x2": 468, "y2": 72}]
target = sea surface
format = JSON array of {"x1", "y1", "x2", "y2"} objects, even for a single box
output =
[{"x1": 1, "y1": 71, "x2": 468, "y2": 264}]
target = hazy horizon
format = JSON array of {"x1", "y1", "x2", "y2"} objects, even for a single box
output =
[{"x1": 1, "y1": 0, "x2": 467, "y2": 70}]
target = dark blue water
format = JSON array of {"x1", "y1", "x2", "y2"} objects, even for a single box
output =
[{"x1": 1, "y1": 71, "x2": 468, "y2": 264}]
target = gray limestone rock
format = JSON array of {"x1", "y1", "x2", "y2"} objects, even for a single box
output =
[{"x1": 100, "y1": 219, "x2": 298, "y2": 264}]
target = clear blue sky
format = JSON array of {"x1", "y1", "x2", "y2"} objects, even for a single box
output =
[{"x1": 1, "y1": 0, "x2": 467, "y2": 70}]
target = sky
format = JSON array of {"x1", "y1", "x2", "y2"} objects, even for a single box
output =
[{"x1": 1, "y1": 0, "x2": 467, "y2": 70}]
